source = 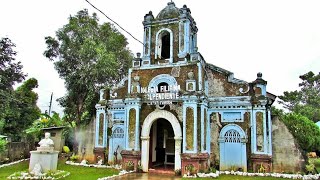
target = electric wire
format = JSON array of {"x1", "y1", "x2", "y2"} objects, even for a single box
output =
[{"x1": 85, "y1": 0, "x2": 144, "y2": 46}]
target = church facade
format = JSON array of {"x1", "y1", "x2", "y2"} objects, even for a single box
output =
[{"x1": 93, "y1": 2, "x2": 275, "y2": 174}]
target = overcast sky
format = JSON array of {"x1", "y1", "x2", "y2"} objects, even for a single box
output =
[{"x1": 1, "y1": 0, "x2": 320, "y2": 115}]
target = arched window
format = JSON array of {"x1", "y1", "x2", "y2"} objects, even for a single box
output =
[
  {"x1": 161, "y1": 32, "x2": 170, "y2": 59},
  {"x1": 113, "y1": 127, "x2": 124, "y2": 138}
]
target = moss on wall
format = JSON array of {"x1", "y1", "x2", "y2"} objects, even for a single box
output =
[
  {"x1": 98, "y1": 113, "x2": 104, "y2": 146},
  {"x1": 197, "y1": 107, "x2": 201, "y2": 152},
  {"x1": 186, "y1": 107, "x2": 194, "y2": 150},
  {"x1": 132, "y1": 64, "x2": 198, "y2": 93},
  {"x1": 113, "y1": 80, "x2": 128, "y2": 99},
  {"x1": 204, "y1": 109, "x2": 207, "y2": 151},
  {"x1": 256, "y1": 112, "x2": 264, "y2": 152},
  {"x1": 129, "y1": 108, "x2": 136, "y2": 149},
  {"x1": 140, "y1": 104, "x2": 156, "y2": 124}
]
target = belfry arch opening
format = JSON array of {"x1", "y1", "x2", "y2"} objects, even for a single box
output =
[{"x1": 161, "y1": 32, "x2": 170, "y2": 59}]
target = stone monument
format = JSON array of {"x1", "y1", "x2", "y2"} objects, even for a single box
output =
[{"x1": 29, "y1": 132, "x2": 59, "y2": 173}]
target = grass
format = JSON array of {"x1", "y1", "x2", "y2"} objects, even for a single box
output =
[
  {"x1": 0, "y1": 158, "x2": 119, "y2": 180},
  {"x1": 0, "y1": 160, "x2": 28, "y2": 179}
]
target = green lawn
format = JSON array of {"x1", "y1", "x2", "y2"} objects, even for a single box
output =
[
  {"x1": 0, "y1": 159, "x2": 119, "y2": 180},
  {"x1": 0, "y1": 160, "x2": 29, "y2": 179}
]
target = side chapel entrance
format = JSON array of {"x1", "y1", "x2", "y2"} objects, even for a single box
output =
[
  {"x1": 141, "y1": 110, "x2": 182, "y2": 172},
  {"x1": 219, "y1": 124, "x2": 247, "y2": 171}
]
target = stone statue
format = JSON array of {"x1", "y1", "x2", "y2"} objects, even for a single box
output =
[
  {"x1": 30, "y1": 163, "x2": 42, "y2": 176},
  {"x1": 38, "y1": 132, "x2": 54, "y2": 147}
]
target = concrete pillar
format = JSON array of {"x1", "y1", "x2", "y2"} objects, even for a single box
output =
[
  {"x1": 174, "y1": 136, "x2": 182, "y2": 171},
  {"x1": 141, "y1": 136, "x2": 150, "y2": 172}
]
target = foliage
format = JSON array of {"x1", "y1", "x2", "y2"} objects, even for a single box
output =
[
  {"x1": 281, "y1": 113, "x2": 320, "y2": 152},
  {"x1": 125, "y1": 161, "x2": 134, "y2": 171},
  {"x1": 0, "y1": 138, "x2": 7, "y2": 153},
  {"x1": 70, "y1": 154, "x2": 80, "y2": 162},
  {"x1": 0, "y1": 37, "x2": 33, "y2": 141},
  {"x1": 305, "y1": 163, "x2": 315, "y2": 174},
  {"x1": 0, "y1": 37, "x2": 26, "y2": 91},
  {"x1": 278, "y1": 71, "x2": 320, "y2": 122},
  {"x1": 271, "y1": 106, "x2": 284, "y2": 118},
  {"x1": 43, "y1": 9, "x2": 133, "y2": 152},
  {"x1": 2, "y1": 78, "x2": 41, "y2": 141},
  {"x1": 26, "y1": 112, "x2": 67, "y2": 138},
  {"x1": 63, "y1": 146, "x2": 70, "y2": 153}
]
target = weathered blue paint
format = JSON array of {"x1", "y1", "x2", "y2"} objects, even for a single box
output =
[
  {"x1": 219, "y1": 124, "x2": 247, "y2": 171},
  {"x1": 93, "y1": 2, "x2": 275, "y2": 172}
]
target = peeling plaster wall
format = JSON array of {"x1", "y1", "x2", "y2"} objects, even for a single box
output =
[
  {"x1": 272, "y1": 116, "x2": 305, "y2": 173},
  {"x1": 210, "y1": 113, "x2": 221, "y2": 164},
  {"x1": 206, "y1": 68, "x2": 243, "y2": 97}
]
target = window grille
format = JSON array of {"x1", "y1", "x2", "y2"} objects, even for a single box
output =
[{"x1": 224, "y1": 129, "x2": 241, "y2": 143}]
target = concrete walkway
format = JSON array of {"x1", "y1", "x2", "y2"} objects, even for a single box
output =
[{"x1": 114, "y1": 173, "x2": 182, "y2": 180}]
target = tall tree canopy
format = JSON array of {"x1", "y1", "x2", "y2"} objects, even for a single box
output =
[
  {"x1": 0, "y1": 37, "x2": 40, "y2": 140},
  {"x1": 43, "y1": 9, "x2": 133, "y2": 150},
  {"x1": 278, "y1": 71, "x2": 320, "y2": 122},
  {"x1": 0, "y1": 37, "x2": 27, "y2": 129},
  {"x1": 2, "y1": 78, "x2": 41, "y2": 140}
]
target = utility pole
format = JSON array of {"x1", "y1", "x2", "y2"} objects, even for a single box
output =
[{"x1": 48, "y1": 92, "x2": 53, "y2": 116}]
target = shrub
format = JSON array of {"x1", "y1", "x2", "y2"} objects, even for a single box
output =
[
  {"x1": 63, "y1": 146, "x2": 70, "y2": 153},
  {"x1": 70, "y1": 154, "x2": 80, "y2": 162},
  {"x1": 281, "y1": 113, "x2": 320, "y2": 152},
  {"x1": 126, "y1": 161, "x2": 134, "y2": 171},
  {"x1": 0, "y1": 138, "x2": 7, "y2": 153},
  {"x1": 306, "y1": 163, "x2": 315, "y2": 174},
  {"x1": 209, "y1": 167, "x2": 216, "y2": 173}
]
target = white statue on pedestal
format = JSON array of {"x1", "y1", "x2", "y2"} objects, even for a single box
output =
[
  {"x1": 39, "y1": 132, "x2": 54, "y2": 147},
  {"x1": 37, "y1": 132, "x2": 54, "y2": 152}
]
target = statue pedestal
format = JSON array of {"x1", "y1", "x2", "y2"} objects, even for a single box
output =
[{"x1": 29, "y1": 150, "x2": 59, "y2": 172}]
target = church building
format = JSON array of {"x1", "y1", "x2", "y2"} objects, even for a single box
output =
[{"x1": 93, "y1": 2, "x2": 276, "y2": 175}]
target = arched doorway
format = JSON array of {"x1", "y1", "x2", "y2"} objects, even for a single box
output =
[
  {"x1": 219, "y1": 124, "x2": 247, "y2": 171},
  {"x1": 141, "y1": 110, "x2": 182, "y2": 172},
  {"x1": 149, "y1": 118, "x2": 175, "y2": 169}
]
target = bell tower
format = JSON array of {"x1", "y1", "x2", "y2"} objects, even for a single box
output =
[{"x1": 139, "y1": 2, "x2": 199, "y2": 66}]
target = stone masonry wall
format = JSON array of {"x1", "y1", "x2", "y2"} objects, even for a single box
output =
[{"x1": 272, "y1": 116, "x2": 305, "y2": 173}]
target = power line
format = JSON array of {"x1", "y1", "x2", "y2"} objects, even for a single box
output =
[{"x1": 85, "y1": 0, "x2": 144, "y2": 45}]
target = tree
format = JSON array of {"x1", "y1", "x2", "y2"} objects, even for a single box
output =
[
  {"x1": 43, "y1": 9, "x2": 133, "y2": 152},
  {"x1": 0, "y1": 37, "x2": 27, "y2": 133},
  {"x1": 278, "y1": 71, "x2": 320, "y2": 122},
  {"x1": 2, "y1": 78, "x2": 41, "y2": 140},
  {"x1": 281, "y1": 113, "x2": 320, "y2": 152}
]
